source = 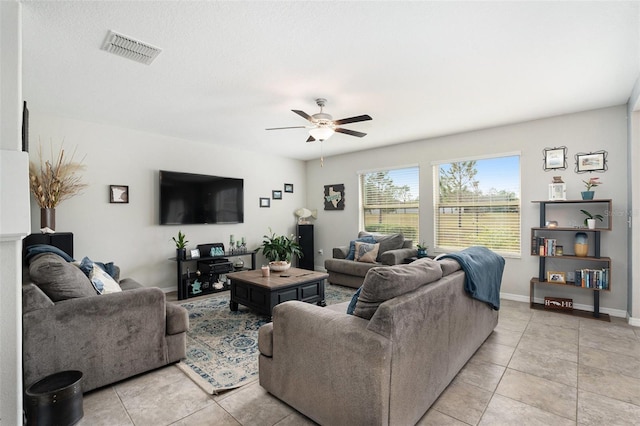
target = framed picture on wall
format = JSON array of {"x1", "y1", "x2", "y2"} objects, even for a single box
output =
[
  {"x1": 284, "y1": 183, "x2": 294, "y2": 193},
  {"x1": 575, "y1": 151, "x2": 607, "y2": 173},
  {"x1": 543, "y1": 147, "x2": 567, "y2": 170},
  {"x1": 109, "y1": 185, "x2": 129, "y2": 203},
  {"x1": 272, "y1": 190, "x2": 282, "y2": 200},
  {"x1": 260, "y1": 197, "x2": 270, "y2": 208}
]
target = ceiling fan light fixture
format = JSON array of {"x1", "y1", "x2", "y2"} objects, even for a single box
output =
[{"x1": 309, "y1": 127, "x2": 334, "y2": 141}]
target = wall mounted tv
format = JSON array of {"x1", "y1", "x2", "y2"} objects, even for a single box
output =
[{"x1": 160, "y1": 170, "x2": 244, "y2": 225}]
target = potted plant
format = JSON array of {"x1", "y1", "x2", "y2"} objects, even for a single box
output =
[
  {"x1": 416, "y1": 242, "x2": 429, "y2": 258},
  {"x1": 581, "y1": 177, "x2": 601, "y2": 200},
  {"x1": 580, "y1": 209, "x2": 603, "y2": 229},
  {"x1": 257, "y1": 228, "x2": 303, "y2": 271},
  {"x1": 172, "y1": 231, "x2": 189, "y2": 260}
]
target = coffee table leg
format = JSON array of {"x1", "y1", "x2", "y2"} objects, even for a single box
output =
[
  {"x1": 317, "y1": 299, "x2": 326, "y2": 307},
  {"x1": 230, "y1": 300, "x2": 238, "y2": 311}
]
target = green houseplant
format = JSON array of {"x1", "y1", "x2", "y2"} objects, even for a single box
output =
[
  {"x1": 172, "y1": 231, "x2": 189, "y2": 260},
  {"x1": 257, "y1": 228, "x2": 303, "y2": 271},
  {"x1": 581, "y1": 177, "x2": 601, "y2": 200},
  {"x1": 416, "y1": 242, "x2": 429, "y2": 258},
  {"x1": 580, "y1": 209, "x2": 603, "y2": 229}
]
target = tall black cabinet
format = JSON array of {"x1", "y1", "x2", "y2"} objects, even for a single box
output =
[{"x1": 297, "y1": 224, "x2": 314, "y2": 270}]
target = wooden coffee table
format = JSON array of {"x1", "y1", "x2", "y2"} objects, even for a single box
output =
[{"x1": 228, "y1": 267, "x2": 328, "y2": 317}]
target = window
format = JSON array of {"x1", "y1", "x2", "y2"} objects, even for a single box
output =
[
  {"x1": 434, "y1": 154, "x2": 520, "y2": 256},
  {"x1": 360, "y1": 166, "x2": 420, "y2": 241}
]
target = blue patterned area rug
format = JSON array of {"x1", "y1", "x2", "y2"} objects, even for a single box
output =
[{"x1": 177, "y1": 284, "x2": 355, "y2": 394}]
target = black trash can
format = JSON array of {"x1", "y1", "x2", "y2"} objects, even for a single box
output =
[{"x1": 25, "y1": 370, "x2": 84, "y2": 426}]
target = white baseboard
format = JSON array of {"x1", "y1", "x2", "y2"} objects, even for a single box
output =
[
  {"x1": 628, "y1": 315, "x2": 640, "y2": 327},
  {"x1": 500, "y1": 292, "x2": 628, "y2": 320}
]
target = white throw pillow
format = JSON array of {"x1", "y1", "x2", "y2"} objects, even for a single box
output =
[{"x1": 90, "y1": 263, "x2": 122, "y2": 294}]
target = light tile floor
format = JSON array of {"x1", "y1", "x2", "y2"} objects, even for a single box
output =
[{"x1": 78, "y1": 299, "x2": 640, "y2": 425}]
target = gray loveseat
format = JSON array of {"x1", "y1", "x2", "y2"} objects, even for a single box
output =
[
  {"x1": 259, "y1": 257, "x2": 500, "y2": 425},
  {"x1": 324, "y1": 231, "x2": 417, "y2": 288},
  {"x1": 22, "y1": 251, "x2": 189, "y2": 392}
]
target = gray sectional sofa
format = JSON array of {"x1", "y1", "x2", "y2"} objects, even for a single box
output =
[
  {"x1": 259, "y1": 256, "x2": 501, "y2": 425},
  {"x1": 324, "y1": 231, "x2": 417, "y2": 288},
  {"x1": 22, "y1": 251, "x2": 188, "y2": 392}
]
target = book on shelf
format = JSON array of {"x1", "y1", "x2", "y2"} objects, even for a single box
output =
[
  {"x1": 574, "y1": 268, "x2": 609, "y2": 289},
  {"x1": 531, "y1": 237, "x2": 557, "y2": 256}
]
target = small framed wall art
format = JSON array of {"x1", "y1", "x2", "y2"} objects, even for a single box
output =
[
  {"x1": 575, "y1": 151, "x2": 607, "y2": 173},
  {"x1": 543, "y1": 147, "x2": 567, "y2": 171},
  {"x1": 260, "y1": 197, "x2": 270, "y2": 208},
  {"x1": 109, "y1": 185, "x2": 129, "y2": 203},
  {"x1": 284, "y1": 183, "x2": 294, "y2": 193},
  {"x1": 272, "y1": 190, "x2": 282, "y2": 200}
]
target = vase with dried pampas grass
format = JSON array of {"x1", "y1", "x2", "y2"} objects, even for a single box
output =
[{"x1": 29, "y1": 141, "x2": 87, "y2": 230}]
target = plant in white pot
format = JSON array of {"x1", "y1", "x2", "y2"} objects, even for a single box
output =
[
  {"x1": 257, "y1": 228, "x2": 303, "y2": 272},
  {"x1": 580, "y1": 209, "x2": 603, "y2": 229}
]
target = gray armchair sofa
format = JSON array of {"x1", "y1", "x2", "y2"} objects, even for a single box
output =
[
  {"x1": 259, "y1": 257, "x2": 500, "y2": 425},
  {"x1": 22, "y1": 251, "x2": 188, "y2": 392},
  {"x1": 324, "y1": 231, "x2": 417, "y2": 288}
]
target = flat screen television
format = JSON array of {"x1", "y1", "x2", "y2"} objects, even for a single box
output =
[{"x1": 160, "y1": 170, "x2": 244, "y2": 225}]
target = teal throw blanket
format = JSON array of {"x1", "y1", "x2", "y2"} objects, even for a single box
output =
[{"x1": 440, "y1": 246, "x2": 504, "y2": 310}]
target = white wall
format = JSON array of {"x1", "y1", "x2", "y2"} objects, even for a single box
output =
[
  {"x1": 307, "y1": 106, "x2": 629, "y2": 316},
  {"x1": 0, "y1": 1, "x2": 26, "y2": 424},
  {"x1": 29, "y1": 113, "x2": 307, "y2": 292}
]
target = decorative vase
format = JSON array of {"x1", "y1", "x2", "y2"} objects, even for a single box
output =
[
  {"x1": 417, "y1": 248, "x2": 428, "y2": 258},
  {"x1": 233, "y1": 258, "x2": 245, "y2": 271},
  {"x1": 574, "y1": 232, "x2": 588, "y2": 257},
  {"x1": 40, "y1": 208, "x2": 56, "y2": 230},
  {"x1": 176, "y1": 248, "x2": 186, "y2": 260},
  {"x1": 581, "y1": 191, "x2": 594, "y2": 200},
  {"x1": 269, "y1": 261, "x2": 291, "y2": 272}
]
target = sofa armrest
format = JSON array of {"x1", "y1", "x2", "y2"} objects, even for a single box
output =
[
  {"x1": 166, "y1": 302, "x2": 189, "y2": 335},
  {"x1": 379, "y1": 247, "x2": 418, "y2": 265},
  {"x1": 261, "y1": 301, "x2": 392, "y2": 424},
  {"x1": 23, "y1": 287, "x2": 169, "y2": 391},
  {"x1": 332, "y1": 246, "x2": 349, "y2": 259}
]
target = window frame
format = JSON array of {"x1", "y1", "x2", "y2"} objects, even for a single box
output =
[
  {"x1": 358, "y1": 164, "x2": 420, "y2": 242},
  {"x1": 432, "y1": 152, "x2": 521, "y2": 258}
]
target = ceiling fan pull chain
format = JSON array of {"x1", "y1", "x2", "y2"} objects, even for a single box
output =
[{"x1": 320, "y1": 141, "x2": 324, "y2": 167}]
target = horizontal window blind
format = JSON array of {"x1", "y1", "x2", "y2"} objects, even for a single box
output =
[
  {"x1": 360, "y1": 167, "x2": 419, "y2": 241},
  {"x1": 434, "y1": 157, "x2": 520, "y2": 255}
]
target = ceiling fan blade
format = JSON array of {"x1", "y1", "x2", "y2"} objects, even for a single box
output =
[
  {"x1": 306, "y1": 135, "x2": 316, "y2": 142},
  {"x1": 333, "y1": 114, "x2": 372, "y2": 125},
  {"x1": 335, "y1": 127, "x2": 367, "y2": 138},
  {"x1": 292, "y1": 110, "x2": 314, "y2": 122},
  {"x1": 266, "y1": 126, "x2": 308, "y2": 130}
]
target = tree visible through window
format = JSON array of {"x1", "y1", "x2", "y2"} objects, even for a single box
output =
[
  {"x1": 360, "y1": 167, "x2": 419, "y2": 241},
  {"x1": 435, "y1": 155, "x2": 520, "y2": 255}
]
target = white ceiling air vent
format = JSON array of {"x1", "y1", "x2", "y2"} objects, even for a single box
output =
[{"x1": 101, "y1": 30, "x2": 162, "y2": 65}]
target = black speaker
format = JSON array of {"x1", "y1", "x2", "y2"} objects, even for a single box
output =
[{"x1": 297, "y1": 224, "x2": 314, "y2": 270}]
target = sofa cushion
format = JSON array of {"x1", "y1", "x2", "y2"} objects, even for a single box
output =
[
  {"x1": 75, "y1": 257, "x2": 122, "y2": 294},
  {"x1": 354, "y1": 260, "x2": 443, "y2": 320},
  {"x1": 346, "y1": 287, "x2": 362, "y2": 315},
  {"x1": 359, "y1": 232, "x2": 405, "y2": 261},
  {"x1": 355, "y1": 242, "x2": 379, "y2": 263},
  {"x1": 346, "y1": 236, "x2": 377, "y2": 260},
  {"x1": 29, "y1": 253, "x2": 97, "y2": 301}
]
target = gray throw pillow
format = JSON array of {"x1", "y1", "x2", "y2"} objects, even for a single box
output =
[
  {"x1": 354, "y1": 259, "x2": 443, "y2": 320},
  {"x1": 29, "y1": 253, "x2": 97, "y2": 301}
]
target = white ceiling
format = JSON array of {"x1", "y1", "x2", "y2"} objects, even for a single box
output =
[{"x1": 21, "y1": 1, "x2": 640, "y2": 161}]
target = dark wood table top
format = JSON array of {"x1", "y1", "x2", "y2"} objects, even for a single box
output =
[{"x1": 227, "y1": 267, "x2": 328, "y2": 290}]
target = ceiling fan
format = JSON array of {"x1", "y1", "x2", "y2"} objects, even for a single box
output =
[{"x1": 266, "y1": 98, "x2": 372, "y2": 142}]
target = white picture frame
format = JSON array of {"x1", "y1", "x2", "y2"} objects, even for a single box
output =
[{"x1": 548, "y1": 183, "x2": 566, "y2": 201}]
